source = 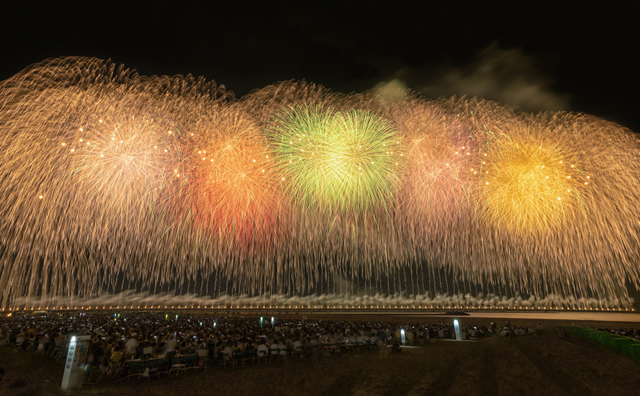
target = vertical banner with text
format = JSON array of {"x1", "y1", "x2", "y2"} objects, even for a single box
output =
[{"x1": 61, "y1": 335, "x2": 91, "y2": 390}]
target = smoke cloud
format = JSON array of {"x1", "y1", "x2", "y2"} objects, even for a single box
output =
[
  {"x1": 11, "y1": 291, "x2": 633, "y2": 310},
  {"x1": 378, "y1": 42, "x2": 570, "y2": 112}
]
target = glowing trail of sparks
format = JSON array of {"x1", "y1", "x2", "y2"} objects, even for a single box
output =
[{"x1": 0, "y1": 59, "x2": 639, "y2": 308}]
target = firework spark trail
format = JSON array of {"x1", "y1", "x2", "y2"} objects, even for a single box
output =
[
  {"x1": 1, "y1": 58, "x2": 640, "y2": 308},
  {"x1": 434, "y1": 97, "x2": 640, "y2": 298},
  {"x1": 389, "y1": 100, "x2": 472, "y2": 264},
  {"x1": 170, "y1": 105, "x2": 286, "y2": 246},
  {"x1": 11, "y1": 290, "x2": 633, "y2": 312},
  {"x1": 0, "y1": 58, "x2": 232, "y2": 304}
]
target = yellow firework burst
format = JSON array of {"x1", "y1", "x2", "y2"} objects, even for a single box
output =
[{"x1": 476, "y1": 125, "x2": 590, "y2": 231}]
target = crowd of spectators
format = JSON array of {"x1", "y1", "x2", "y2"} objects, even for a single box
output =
[
  {"x1": 0, "y1": 312, "x2": 546, "y2": 380},
  {"x1": 594, "y1": 326, "x2": 640, "y2": 340}
]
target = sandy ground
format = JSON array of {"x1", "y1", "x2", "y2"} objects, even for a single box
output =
[{"x1": 1, "y1": 319, "x2": 639, "y2": 396}]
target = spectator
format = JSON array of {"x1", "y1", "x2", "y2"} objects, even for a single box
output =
[{"x1": 125, "y1": 333, "x2": 139, "y2": 356}]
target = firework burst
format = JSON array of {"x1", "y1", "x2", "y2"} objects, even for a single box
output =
[
  {"x1": 1, "y1": 58, "x2": 640, "y2": 307},
  {"x1": 171, "y1": 107, "x2": 286, "y2": 245},
  {"x1": 474, "y1": 124, "x2": 590, "y2": 232},
  {"x1": 271, "y1": 105, "x2": 404, "y2": 213}
]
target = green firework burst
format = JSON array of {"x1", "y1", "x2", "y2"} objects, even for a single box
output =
[{"x1": 271, "y1": 105, "x2": 404, "y2": 212}]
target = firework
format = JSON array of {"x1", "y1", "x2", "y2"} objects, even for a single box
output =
[
  {"x1": 474, "y1": 123, "x2": 590, "y2": 231},
  {"x1": 170, "y1": 105, "x2": 286, "y2": 245},
  {"x1": 439, "y1": 98, "x2": 640, "y2": 298},
  {"x1": 1, "y1": 58, "x2": 640, "y2": 308},
  {"x1": 390, "y1": 100, "x2": 472, "y2": 239},
  {"x1": 0, "y1": 58, "x2": 230, "y2": 301},
  {"x1": 271, "y1": 105, "x2": 403, "y2": 213}
]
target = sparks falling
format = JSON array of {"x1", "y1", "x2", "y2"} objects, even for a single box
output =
[{"x1": 1, "y1": 58, "x2": 639, "y2": 307}]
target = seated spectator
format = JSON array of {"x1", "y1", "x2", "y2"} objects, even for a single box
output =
[
  {"x1": 125, "y1": 334, "x2": 139, "y2": 356},
  {"x1": 156, "y1": 342, "x2": 167, "y2": 358},
  {"x1": 196, "y1": 344, "x2": 208, "y2": 367},
  {"x1": 244, "y1": 343, "x2": 256, "y2": 359},
  {"x1": 166, "y1": 337, "x2": 178, "y2": 352},
  {"x1": 277, "y1": 340, "x2": 287, "y2": 356},
  {"x1": 270, "y1": 341, "x2": 279, "y2": 356},
  {"x1": 257, "y1": 341, "x2": 269, "y2": 357},
  {"x1": 37, "y1": 334, "x2": 48, "y2": 353},
  {"x1": 16, "y1": 331, "x2": 26, "y2": 346},
  {"x1": 90, "y1": 340, "x2": 105, "y2": 367},
  {"x1": 223, "y1": 343, "x2": 233, "y2": 362},
  {"x1": 110, "y1": 346, "x2": 123, "y2": 367},
  {"x1": 142, "y1": 342, "x2": 154, "y2": 357}
]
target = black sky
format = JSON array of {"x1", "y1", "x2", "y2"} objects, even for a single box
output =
[{"x1": 1, "y1": 1, "x2": 638, "y2": 132}]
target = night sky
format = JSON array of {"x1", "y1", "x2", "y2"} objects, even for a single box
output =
[{"x1": 1, "y1": 1, "x2": 638, "y2": 132}]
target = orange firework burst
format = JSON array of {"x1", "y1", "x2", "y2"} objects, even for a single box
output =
[{"x1": 171, "y1": 107, "x2": 286, "y2": 245}]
